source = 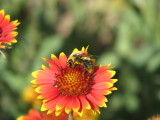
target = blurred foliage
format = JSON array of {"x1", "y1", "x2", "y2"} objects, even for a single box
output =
[{"x1": 0, "y1": 0, "x2": 160, "y2": 120}]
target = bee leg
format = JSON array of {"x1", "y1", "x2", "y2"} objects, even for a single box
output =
[
  {"x1": 82, "y1": 63, "x2": 86, "y2": 78},
  {"x1": 68, "y1": 59, "x2": 74, "y2": 68}
]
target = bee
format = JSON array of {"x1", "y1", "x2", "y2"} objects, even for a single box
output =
[{"x1": 67, "y1": 51, "x2": 95, "y2": 73}]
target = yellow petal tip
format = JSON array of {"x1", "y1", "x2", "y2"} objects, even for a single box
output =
[
  {"x1": 5, "y1": 15, "x2": 10, "y2": 21},
  {"x1": 35, "y1": 87, "x2": 41, "y2": 93},
  {"x1": 56, "y1": 105, "x2": 62, "y2": 111},
  {"x1": 30, "y1": 80, "x2": 36, "y2": 84},
  {"x1": 112, "y1": 79, "x2": 118, "y2": 83},
  {"x1": 16, "y1": 116, "x2": 23, "y2": 120},
  {"x1": 72, "y1": 48, "x2": 79, "y2": 53},
  {"x1": 65, "y1": 108, "x2": 71, "y2": 114},
  {"x1": 41, "y1": 104, "x2": 47, "y2": 111},
  {"x1": 0, "y1": 9, "x2": 4, "y2": 15},
  {"x1": 108, "y1": 70, "x2": 116, "y2": 77},
  {"x1": 60, "y1": 52, "x2": 65, "y2": 57},
  {"x1": 51, "y1": 54, "x2": 56, "y2": 59},
  {"x1": 32, "y1": 71, "x2": 39, "y2": 78},
  {"x1": 47, "y1": 110, "x2": 53, "y2": 114},
  {"x1": 37, "y1": 95, "x2": 43, "y2": 99},
  {"x1": 41, "y1": 64, "x2": 46, "y2": 70}
]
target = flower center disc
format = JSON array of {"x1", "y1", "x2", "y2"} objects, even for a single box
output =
[{"x1": 55, "y1": 65, "x2": 94, "y2": 96}]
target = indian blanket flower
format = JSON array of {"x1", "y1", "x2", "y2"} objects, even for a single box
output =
[
  {"x1": 31, "y1": 46, "x2": 117, "y2": 116},
  {"x1": 0, "y1": 9, "x2": 20, "y2": 48},
  {"x1": 17, "y1": 109, "x2": 68, "y2": 120}
]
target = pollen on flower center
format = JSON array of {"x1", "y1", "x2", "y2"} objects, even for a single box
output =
[{"x1": 55, "y1": 65, "x2": 94, "y2": 96}]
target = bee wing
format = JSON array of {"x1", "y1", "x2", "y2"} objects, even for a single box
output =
[{"x1": 81, "y1": 54, "x2": 93, "y2": 57}]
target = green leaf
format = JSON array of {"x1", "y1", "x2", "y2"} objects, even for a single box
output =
[{"x1": 31, "y1": 35, "x2": 64, "y2": 71}]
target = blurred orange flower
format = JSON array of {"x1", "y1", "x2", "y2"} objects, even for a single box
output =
[
  {"x1": 0, "y1": 9, "x2": 20, "y2": 48},
  {"x1": 74, "y1": 109, "x2": 99, "y2": 120},
  {"x1": 22, "y1": 86, "x2": 41, "y2": 108},
  {"x1": 147, "y1": 115, "x2": 160, "y2": 120},
  {"x1": 17, "y1": 109, "x2": 68, "y2": 120},
  {"x1": 17, "y1": 109, "x2": 99, "y2": 120}
]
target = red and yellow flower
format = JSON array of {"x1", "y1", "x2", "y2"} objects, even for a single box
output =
[
  {"x1": 0, "y1": 9, "x2": 20, "y2": 48},
  {"x1": 17, "y1": 109, "x2": 99, "y2": 120},
  {"x1": 17, "y1": 109, "x2": 68, "y2": 120},
  {"x1": 31, "y1": 47, "x2": 117, "y2": 116}
]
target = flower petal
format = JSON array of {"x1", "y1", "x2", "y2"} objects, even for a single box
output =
[
  {"x1": 65, "y1": 96, "x2": 79, "y2": 114},
  {"x1": 43, "y1": 95, "x2": 64, "y2": 113},
  {"x1": 78, "y1": 95, "x2": 91, "y2": 110},
  {"x1": 32, "y1": 69, "x2": 56, "y2": 86},
  {"x1": 38, "y1": 85, "x2": 60, "y2": 101},
  {"x1": 92, "y1": 82, "x2": 113, "y2": 90},
  {"x1": 59, "y1": 52, "x2": 67, "y2": 68}
]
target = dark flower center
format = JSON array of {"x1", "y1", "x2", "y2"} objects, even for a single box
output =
[{"x1": 55, "y1": 65, "x2": 94, "y2": 96}]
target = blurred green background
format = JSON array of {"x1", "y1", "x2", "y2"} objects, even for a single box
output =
[{"x1": 0, "y1": 0, "x2": 160, "y2": 120}]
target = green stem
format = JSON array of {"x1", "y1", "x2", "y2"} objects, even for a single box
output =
[{"x1": 68, "y1": 111, "x2": 73, "y2": 120}]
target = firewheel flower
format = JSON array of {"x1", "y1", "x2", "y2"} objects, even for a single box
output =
[
  {"x1": 16, "y1": 109, "x2": 98, "y2": 120},
  {"x1": 31, "y1": 46, "x2": 118, "y2": 116},
  {"x1": 0, "y1": 9, "x2": 20, "y2": 48},
  {"x1": 17, "y1": 109, "x2": 68, "y2": 120}
]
